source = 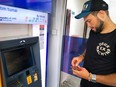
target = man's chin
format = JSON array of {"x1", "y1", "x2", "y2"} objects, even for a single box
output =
[{"x1": 91, "y1": 29, "x2": 96, "y2": 32}]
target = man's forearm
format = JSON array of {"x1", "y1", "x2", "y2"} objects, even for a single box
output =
[
  {"x1": 96, "y1": 73, "x2": 116, "y2": 86},
  {"x1": 80, "y1": 49, "x2": 86, "y2": 60}
]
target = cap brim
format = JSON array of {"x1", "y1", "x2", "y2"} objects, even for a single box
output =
[{"x1": 75, "y1": 12, "x2": 91, "y2": 19}]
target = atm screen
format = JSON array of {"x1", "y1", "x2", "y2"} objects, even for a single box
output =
[{"x1": 3, "y1": 46, "x2": 35, "y2": 76}]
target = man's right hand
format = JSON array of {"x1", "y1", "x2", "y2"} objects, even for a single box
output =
[{"x1": 71, "y1": 55, "x2": 84, "y2": 66}]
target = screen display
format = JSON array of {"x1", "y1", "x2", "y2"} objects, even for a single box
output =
[{"x1": 3, "y1": 46, "x2": 35, "y2": 76}]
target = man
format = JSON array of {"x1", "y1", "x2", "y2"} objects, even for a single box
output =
[{"x1": 71, "y1": 0, "x2": 116, "y2": 87}]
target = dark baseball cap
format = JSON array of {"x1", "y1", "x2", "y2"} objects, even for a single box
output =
[{"x1": 75, "y1": 0, "x2": 108, "y2": 19}]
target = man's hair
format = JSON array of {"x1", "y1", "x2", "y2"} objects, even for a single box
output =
[{"x1": 91, "y1": 10, "x2": 109, "y2": 16}]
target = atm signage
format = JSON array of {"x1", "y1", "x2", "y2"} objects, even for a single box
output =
[
  {"x1": 0, "y1": 5, "x2": 48, "y2": 24},
  {"x1": 0, "y1": 17, "x2": 17, "y2": 22}
]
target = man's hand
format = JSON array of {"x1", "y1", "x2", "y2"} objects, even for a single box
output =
[
  {"x1": 72, "y1": 67, "x2": 89, "y2": 80},
  {"x1": 71, "y1": 66, "x2": 82, "y2": 71},
  {"x1": 71, "y1": 55, "x2": 84, "y2": 66}
]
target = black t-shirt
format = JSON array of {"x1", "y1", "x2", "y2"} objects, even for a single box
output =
[
  {"x1": 84, "y1": 30, "x2": 116, "y2": 74},
  {"x1": 81, "y1": 29, "x2": 116, "y2": 87}
]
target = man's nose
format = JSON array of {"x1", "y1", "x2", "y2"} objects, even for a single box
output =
[{"x1": 86, "y1": 23, "x2": 91, "y2": 28}]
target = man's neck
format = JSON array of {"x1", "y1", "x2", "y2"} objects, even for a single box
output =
[{"x1": 101, "y1": 20, "x2": 116, "y2": 34}]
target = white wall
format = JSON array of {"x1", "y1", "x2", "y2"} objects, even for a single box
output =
[
  {"x1": 67, "y1": 0, "x2": 88, "y2": 38},
  {"x1": 108, "y1": 0, "x2": 116, "y2": 23}
]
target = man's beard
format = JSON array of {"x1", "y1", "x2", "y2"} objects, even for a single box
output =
[{"x1": 93, "y1": 18, "x2": 104, "y2": 33}]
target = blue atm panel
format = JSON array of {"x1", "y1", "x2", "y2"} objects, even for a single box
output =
[{"x1": 0, "y1": 0, "x2": 52, "y2": 13}]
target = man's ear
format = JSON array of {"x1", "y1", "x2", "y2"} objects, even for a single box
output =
[{"x1": 97, "y1": 10, "x2": 106, "y2": 21}]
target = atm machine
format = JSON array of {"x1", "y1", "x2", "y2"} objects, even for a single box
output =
[{"x1": 0, "y1": 36, "x2": 42, "y2": 87}]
